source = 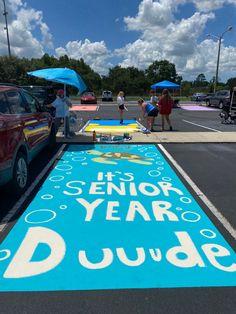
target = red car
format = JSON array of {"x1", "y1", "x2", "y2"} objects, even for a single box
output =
[
  {"x1": 80, "y1": 91, "x2": 97, "y2": 104},
  {"x1": 0, "y1": 84, "x2": 55, "y2": 194}
]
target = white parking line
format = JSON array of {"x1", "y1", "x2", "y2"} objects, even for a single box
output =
[
  {"x1": 183, "y1": 119, "x2": 222, "y2": 133},
  {"x1": 158, "y1": 144, "x2": 236, "y2": 240},
  {"x1": 0, "y1": 144, "x2": 66, "y2": 233}
]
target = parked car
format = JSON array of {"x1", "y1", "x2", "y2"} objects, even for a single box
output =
[
  {"x1": 21, "y1": 85, "x2": 56, "y2": 105},
  {"x1": 190, "y1": 93, "x2": 207, "y2": 101},
  {"x1": 205, "y1": 93, "x2": 215, "y2": 103},
  {"x1": 80, "y1": 91, "x2": 97, "y2": 104},
  {"x1": 206, "y1": 90, "x2": 231, "y2": 109},
  {"x1": 21, "y1": 85, "x2": 56, "y2": 116},
  {"x1": 0, "y1": 84, "x2": 55, "y2": 194},
  {"x1": 102, "y1": 90, "x2": 113, "y2": 102}
]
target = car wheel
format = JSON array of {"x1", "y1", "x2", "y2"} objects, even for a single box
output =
[
  {"x1": 11, "y1": 152, "x2": 28, "y2": 195},
  {"x1": 219, "y1": 101, "x2": 223, "y2": 109},
  {"x1": 206, "y1": 101, "x2": 210, "y2": 106}
]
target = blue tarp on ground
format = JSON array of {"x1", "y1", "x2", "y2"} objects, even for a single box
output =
[{"x1": 151, "y1": 80, "x2": 180, "y2": 89}]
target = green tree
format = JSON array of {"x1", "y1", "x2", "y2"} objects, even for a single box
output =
[
  {"x1": 194, "y1": 73, "x2": 208, "y2": 87},
  {"x1": 145, "y1": 60, "x2": 181, "y2": 85},
  {"x1": 226, "y1": 77, "x2": 236, "y2": 89}
]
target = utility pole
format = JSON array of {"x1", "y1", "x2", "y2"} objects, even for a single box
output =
[
  {"x1": 207, "y1": 26, "x2": 232, "y2": 93},
  {"x1": 2, "y1": 0, "x2": 11, "y2": 57}
]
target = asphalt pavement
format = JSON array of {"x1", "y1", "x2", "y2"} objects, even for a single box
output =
[{"x1": 0, "y1": 101, "x2": 235, "y2": 314}]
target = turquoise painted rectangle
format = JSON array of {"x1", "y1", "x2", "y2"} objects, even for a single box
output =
[{"x1": 0, "y1": 144, "x2": 235, "y2": 291}]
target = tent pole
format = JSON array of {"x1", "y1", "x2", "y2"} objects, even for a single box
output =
[{"x1": 64, "y1": 84, "x2": 66, "y2": 138}]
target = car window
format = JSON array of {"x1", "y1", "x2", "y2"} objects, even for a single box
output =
[
  {"x1": 6, "y1": 90, "x2": 28, "y2": 114},
  {"x1": 23, "y1": 91, "x2": 38, "y2": 113},
  {"x1": 0, "y1": 93, "x2": 10, "y2": 114}
]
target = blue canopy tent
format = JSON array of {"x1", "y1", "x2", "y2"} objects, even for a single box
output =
[
  {"x1": 27, "y1": 67, "x2": 87, "y2": 138},
  {"x1": 151, "y1": 80, "x2": 180, "y2": 89},
  {"x1": 151, "y1": 80, "x2": 181, "y2": 107}
]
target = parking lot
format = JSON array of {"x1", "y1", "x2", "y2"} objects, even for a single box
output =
[{"x1": 0, "y1": 101, "x2": 235, "y2": 314}]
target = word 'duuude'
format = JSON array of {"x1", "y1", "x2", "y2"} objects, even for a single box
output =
[{"x1": 3, "y1": 227, "x2": 236, "y2": 278}]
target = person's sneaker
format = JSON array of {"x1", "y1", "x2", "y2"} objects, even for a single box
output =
[
  {"x1": 141, "y1": 128, "x2": 150, "y2": 133},
  {"x1": 169, "y1": 126, "x2": 173, "y2": 131}
]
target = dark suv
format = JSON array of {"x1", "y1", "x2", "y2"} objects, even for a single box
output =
[
  {"x1": 0, "y1": 84, "x2": 55, "y2": 194},
  {"x1": 21, "y1": 85, "x2": 56, "y2": 116},
  {"x1": 206, "y1": 90, "x2": 231, "y2": 109},
  {"x1": 20, "y1": 86, "x2": 56, "y2": 105}
]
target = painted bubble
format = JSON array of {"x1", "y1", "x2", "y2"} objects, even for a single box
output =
[
  {"x1": 25, "y1": 209, "x2": 56, "y2": 224},
  {"x1": 181, "y1": 211, "x2": 201, "y2": 222}
]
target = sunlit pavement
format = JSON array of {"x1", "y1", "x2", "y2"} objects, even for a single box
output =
[{"x1": 0, "y1": 103, "x2": 235, "y2": 314}]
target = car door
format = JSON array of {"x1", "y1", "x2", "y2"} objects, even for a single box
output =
[
  {"x1": 6, "y1": 89, "x2": 44, "y2": 151},
  {"x1": 22, "y1": 91, "x2": 52, "y2": 146},
  {"x1": 210, "y1": 92, "x2": 219, "y2": 106}
]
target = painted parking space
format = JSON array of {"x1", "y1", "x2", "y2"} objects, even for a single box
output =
[
  {"x1": 71, "y1": 105, "x2": 99, "y2": 111},
  {"x1": 181, "y1": 105, "x2": 219, "y2": 111},
  {"x1": 0, "y1": 144, "x2": 235, "y2": 292},
  {"x1": 81, "y1": 119, "x2": 143, "y2": 133}
]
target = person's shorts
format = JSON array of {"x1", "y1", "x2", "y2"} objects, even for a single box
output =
[
  {"x1": 147, "y1": 108, "x2": 158, "y2": 117},
  {"x1": 119, "y1": 104, "x2": 125, "y2": 110}
]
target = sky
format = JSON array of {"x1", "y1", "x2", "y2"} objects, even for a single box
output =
[{"x1": 0, "y1": 0, "x2": 236, "y2": 82}]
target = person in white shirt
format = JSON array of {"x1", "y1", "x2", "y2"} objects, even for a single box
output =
[
  {"x1": 117, "y1": 91, "x2": 126, "y2": 124},
  {"x1": 48, "y1": 89, "x2": 73, "y2": 138},
  {"x1": 150, "y1": 90, "x2": 158, "y2": 106}
]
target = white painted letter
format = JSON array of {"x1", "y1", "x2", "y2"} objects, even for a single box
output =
[
  {"x1": 158, "y1": 182, "x2": 183, "y2": 196},
  {"x1": 78, "y1": 248, "x2": 113, "y2": 269},
  {"x1": 126, "y1": 201, "x2": 151, "y2": 221},
  {"x1": 166, "y1": 232, "x2": 205, "y2": 268},
  {"x1": 4, "y1": 227, "x2": 65, "y2": 278},
  {"x1": 76, "y1": 198, "x2": 104, "y2": 221},
  {"x1": 106, "y1": 201, "x2": 121, "y2": 220},
  {"x1": 107, "y1": 182, "x2": 126, "y2": 195},
  {"x1": 139, "y1": 183, "x2": 160, "y2": 196},
  {"x1": 149, "y1": 248, "x2": 162, "y2": 262},
  {"x1": 152, "y1": 201, "x2": 178, "y2": 221},
  {"x1": 202, "y1": 244, "x2": 236, "y2": 272},
  {"x1": 89, "y1": 182, "x2": 105, "y2": 194},
  {"x1": 116, "y1": 248, "x2": 145, "y2": 266},
  {"x1": 63, "y1": 181, "x2": 85, "y2": 195}
]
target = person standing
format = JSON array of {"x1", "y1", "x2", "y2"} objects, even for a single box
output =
[
  {"x1": 48, "y1": 89, "x2": 73, "y2": 138},
  {"x1": 117, "y1": 91, "x2": 126, "y2": 124},
  {"x1": 138, "y1": 98, "x2": 158, "y2": 132},
  {"x1": 150, "y1": 90, "x2": 158, "y2": 106},
  {"x1": 158, "y1": 89, "x2": 173, "y2": 131}
]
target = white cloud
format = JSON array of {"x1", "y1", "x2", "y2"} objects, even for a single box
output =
[
  {"x1": 192, "y1": 0, "x2": 236, "y2": 12},
  {"x1": 0, "y1": 0, "x2": 53, "y2": 57},
  {"x1": 0, "y1": 0, "x2": 235, "y2": 81},
  {"x1": 115, "y1": 0, "x2": 236, "y2": 81},
  {"x1": 55, "y1": 39, "x2": 112, "y2": 75}
]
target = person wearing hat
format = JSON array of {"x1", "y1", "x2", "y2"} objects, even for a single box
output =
[{"x1": 48, "y1": 89, "x2": 73, "y2": 138}]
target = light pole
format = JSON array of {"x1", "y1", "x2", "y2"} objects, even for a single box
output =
[
  {"x1": 2, "y1": 0, "x2": 11, "y2": 57},
  {"x1": 207, "y1": 26, "x2": 233, "y2": 93}
]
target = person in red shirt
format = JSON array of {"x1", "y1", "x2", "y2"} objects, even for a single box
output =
[{"x1": 158, "y1": 89, "x2": 173, "y2": 131}]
